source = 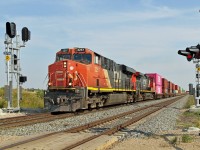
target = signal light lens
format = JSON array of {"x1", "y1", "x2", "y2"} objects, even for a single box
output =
[
  {"x1": 187, "y1": 54, "x2": 192, "y2": 59},
  {"x1": 14, "y1": 54, "x2": 17, "y2": 65},
  {"x1": 187, "y1": 54, "x2": 193, "y2": 61}
]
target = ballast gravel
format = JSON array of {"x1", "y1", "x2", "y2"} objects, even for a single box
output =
[
  {"x1": 123, "y1": 95, "x2": 189, "y2": 138},
  {"x1": 0, "y1": 96, "x2": 188, "y2": 139}
]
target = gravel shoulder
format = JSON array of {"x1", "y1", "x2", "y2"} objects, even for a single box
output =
[{"x1": 109, "y1": 95, "x2": 200, "y2": 150}]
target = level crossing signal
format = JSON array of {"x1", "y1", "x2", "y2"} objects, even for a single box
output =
[{"x1": 178, "y1": 44, "x2": 200, "y2": 61}]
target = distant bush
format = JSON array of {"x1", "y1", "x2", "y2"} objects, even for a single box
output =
[
  {"x1": 171, "y1": 135, "x2": 193, "y2": 144},
  {"x1": 0, "y1": 88, "x2": 7, "y2": 108},
  {"x1": 36, "y1": 89, "x2": 44, "y2": 99},
  {"x1": 0, "y1": 99, "x2": 7, "y2": 108},
  {"x1": 20, "y1": 89, "x2": 44, "y2": 108},
  {"x1": 185, "y1": 96, "x2": 195, "y2": 109},
  {"x1": 182, "y1": 134, "x2": 193, "y2": 143},
  {"x1": 0, "y1": 87, "x2": 44, "y2": 108}
]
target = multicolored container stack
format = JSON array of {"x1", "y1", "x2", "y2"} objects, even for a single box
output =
[{"x1": 146, "y1": 73, "x2": 162, "y2": 94}]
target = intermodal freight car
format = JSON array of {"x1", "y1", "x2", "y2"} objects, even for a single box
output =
[{"x1": 44, "y1": 48, "x2": 184, "y2": 112}]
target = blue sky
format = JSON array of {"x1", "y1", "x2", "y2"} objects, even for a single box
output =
[{"x1": 0, "y1": 0, "x2": 200, "y2": 90}]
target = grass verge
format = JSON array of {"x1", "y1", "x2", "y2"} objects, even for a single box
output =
[
  {"x1": 182, "y1": 134, "x2": 194, "y2": 143},
  {"x1": 0, "y1": 87, "x2": 44, "y2": 108},
  {"x1": 177, "y1": 95, "x2": 200, "y2": 128}
]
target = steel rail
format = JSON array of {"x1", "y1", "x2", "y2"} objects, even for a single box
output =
[
  {"x1": 0, "y1": 113, "x2": 50, "y2": 123},
  {"x1": 62, "y1": 96, "x2": 183, "y2": 150},
  {"x1": 0, "y1": 113, "x2": 74, "y2": 129},
  {"x1": 0, "y1": 97, "x2": 165, "y2": 129},
  {"x1": 0, "y1": 95, "x2": 185, "y2": 150}
]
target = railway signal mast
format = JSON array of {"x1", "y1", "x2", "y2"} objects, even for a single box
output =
[
  {"x1": 4, "y1": 22, "x2": 31, "y2": 112},
  {"x1": 178, "y1": 44, "x2": 200, "y2": 107}
]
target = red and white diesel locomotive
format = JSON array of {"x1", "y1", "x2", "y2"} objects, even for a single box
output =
[{"x1": 44, "y1": 48, "x2": 182, "y2": 112}]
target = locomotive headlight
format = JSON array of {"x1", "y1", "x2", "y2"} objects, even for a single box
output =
[
  {"x1": 69, "y1": 78, "x2": 73, "y2": 86},
  {"x1": 63, "y1": 62, "x2": 67, "y2": 68},
  {"x1": 48, "y1": 82, "x2": 52, "y2": 86},
  {"x1": 70, "y1": 66, "x2": 74, "y2": 70}
]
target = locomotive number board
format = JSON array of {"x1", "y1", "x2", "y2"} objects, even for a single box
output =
[
  {"x1": 61, "y1": 48, "x2": 69, "y2": 53},
  {"x1": 75, "y1": 48, "x2": 85, "y2": 52}
]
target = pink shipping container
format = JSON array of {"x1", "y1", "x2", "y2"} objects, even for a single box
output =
[
  {"x1": 146, "y1": 73, "x2": 162, "y2": 86},
  {"x1": 156, "y1": 85, "x2": 162, "y2": 94}
]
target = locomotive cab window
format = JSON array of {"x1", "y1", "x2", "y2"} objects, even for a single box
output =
[
  {"x1": 94, "y1": 54, "x2": 101, "y2": 65},
  {"x1": 73, "y1": 54, "x2": 92, "y2": 64},
  {"x1": 56, "y1": 54, "x2": 71, "y2": 62}
]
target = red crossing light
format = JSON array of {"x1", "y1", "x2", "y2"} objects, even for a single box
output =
[{"x1": 187, "y1": 54, "x2": 193, "y2": 61}]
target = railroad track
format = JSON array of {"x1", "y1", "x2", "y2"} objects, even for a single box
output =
[
  {"x1": 0, "y1": 97, "x2": 168, "y2": 130},
  {"x1": 0, "y1": 95, "x2": 185, "y2": 150},
  {"x1": 0, "y1": 113, "x2": 74, "y2": 129},
  {"x1": 0, "y1": 106, "x2": 124, "y2": 129}
]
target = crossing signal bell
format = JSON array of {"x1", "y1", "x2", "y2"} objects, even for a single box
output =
[
  {"x1": 178, "y1": 44, "x2": 200, "y2": 61},
  {"x1": 6, "y1": 22, "x2": 16, "y2": 38}
]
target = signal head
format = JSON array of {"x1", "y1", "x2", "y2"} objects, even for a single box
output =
[
  {"x1": 22, "y1": 27, "x2": 31, "y2": 42},
  {"x1": 186, "y1": 45, "x2": 200, "y2": 59},
  {"x1": 6, "y1": 22, "x2": 16, "y2": 38},
  {"x1": 19, "y1": 76, "x2": 27, "y2": 83},
  {"x1": 178, "y1": 50, "x2": 193, "y2": 61},
  {"x1": 186, "y1": 47, "x2": 200, "y2": 54}
]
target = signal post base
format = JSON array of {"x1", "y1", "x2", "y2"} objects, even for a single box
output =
[
  {"x1": 195, "y1": 97, "x2": 200, "y2": 107},
  {"x1": 189, "y1": 105, "x2": 200, "y2": 113},
  {"x1": 5, "y1": 107, "x2": 20, "y2": 113}
]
